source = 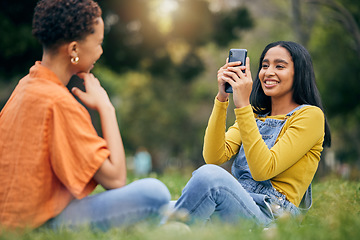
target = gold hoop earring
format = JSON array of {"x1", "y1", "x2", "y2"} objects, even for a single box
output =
[{"x1": 71, "y1": 56, "x2": 79, "y2": 64}]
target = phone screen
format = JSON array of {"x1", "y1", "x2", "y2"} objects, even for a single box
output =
[{"x1": 225, "y1": 49, "x2": 247, "y2": 93}]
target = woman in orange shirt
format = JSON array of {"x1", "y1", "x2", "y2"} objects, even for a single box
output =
[{"x1": 0, "y1": 0, "x2": 170, "y2": 231}]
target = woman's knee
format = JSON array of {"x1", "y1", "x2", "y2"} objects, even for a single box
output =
[
  {"x1": 190, "y1": 164, "x2": 232, "y2": 188},
  {"x1": 132, "y1": 178, "x2": 171, "y2": 206},
  {"x1": 193, "y1": 164, "x2": 229, "y2": 179}
]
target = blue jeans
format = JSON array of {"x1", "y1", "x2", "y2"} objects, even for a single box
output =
[
  {"x1": 44, "y1": 178, "x2": 171, "y2": 231},
  {"x1": 175, "y1": 165, "x2": 299, "y2": 226}
]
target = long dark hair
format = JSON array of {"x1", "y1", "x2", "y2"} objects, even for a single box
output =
[{"x1": 250, "y1": 41, "x2": 331, "y2": 147}]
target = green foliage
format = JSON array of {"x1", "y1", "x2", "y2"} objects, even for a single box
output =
[
  {"x1": 307, "y1": 0, "x2": 360, "y2": 163},
  {"x1": 92, "y1": 64, "x2": 209, "y2": 168},
  {"x1": 0, "y1": 0, "x2": 254, "y2": 168},
  {"x1": 309, "y1": 13, "x2": 360, "y2": 117},
  {"x1": 0, "y1": 0, "x2": 253, "y2": 81},
  {"x1": 1, "y1": 0, "x2": 360, "y2": 169},
  {"x1": 99, "y1": 0, "x2": 253, "y2": 79},
  {"x1": 0, "y1": 0, "x2": 42, "y2": 79}
]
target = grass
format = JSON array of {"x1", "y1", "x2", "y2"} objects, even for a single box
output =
[{"x1": 1, "y1": 171, "x2": 360, "y2": 240}]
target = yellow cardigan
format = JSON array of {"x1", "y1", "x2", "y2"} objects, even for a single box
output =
[{"x1": 203, "y1": 98, "x2": 325, "y2": 207}]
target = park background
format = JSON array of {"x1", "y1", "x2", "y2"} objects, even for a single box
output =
[
  {"x1": 1, "y1": 0, "x2": 360, "y2": 179},
  {"x1": 1, "y1": 0, "x2": 360, "y2": 239}
]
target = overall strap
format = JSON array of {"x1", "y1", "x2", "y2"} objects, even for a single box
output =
[{"x1": 286, "y1": 104, "x2": 310, "y2": 117}]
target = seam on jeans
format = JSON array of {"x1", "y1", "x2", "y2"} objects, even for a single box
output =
[
  {"x1": 218, "y1": 186, "x2": 261, "y2": 221},
  {"x1": 99, "y1": 206, "x2": 158, "y2": 227},
  {"x1": 188, "y1": 186, "x2": 261, "y2": 223},
  {"x1": 55, "y1": 206, "x2": 159, "y2": 231}
]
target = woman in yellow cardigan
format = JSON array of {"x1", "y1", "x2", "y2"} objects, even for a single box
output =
[{"x1": 173, "y1": 41, "x2": 331, "y2": 225}]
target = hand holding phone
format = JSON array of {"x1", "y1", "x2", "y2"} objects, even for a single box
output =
[{"x1": 225, "y1": 49, "x2": 247, "y2": 93}]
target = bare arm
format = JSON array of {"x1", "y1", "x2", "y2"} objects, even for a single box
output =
[{"x1": 72, "y1": 72, "x2": 126, "y2": 189}]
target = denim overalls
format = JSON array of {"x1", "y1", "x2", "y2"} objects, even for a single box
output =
[{"x1": 231, "y1": 105, "x2": 312, "y2": 220}]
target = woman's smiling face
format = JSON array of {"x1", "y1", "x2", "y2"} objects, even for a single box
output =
[{"x1": 258, "y1": 46, "x2": 295, "y2": 101}]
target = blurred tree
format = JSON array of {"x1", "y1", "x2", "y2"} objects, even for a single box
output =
[
  {"x1": 0, "y1": 0, "x2": 254, "y2": 170},
  {"x1": 97, "y1": 0, "x2": 254, "y2": 169},
  {"x1": 0, "y1": 0, "x2": 41, "y2": 80},
  {"x1": 99, "y1": 0, "x2": 252, "y2": 79},
  {"x1": 0, "y1": 0, "x2": 252, "y2": 94},
  {"x1": 304, "y1": 0, "x2": 360, "y2": 164},
  {"x1": 3, "y1": 0, "x2": 359, "y2": 171},
  {"x1": 291, "y1": 0, "x2": 318, "y2": 47},
  {"x1": 307, "y1": 0, "x2": 360, "y2": 58}
]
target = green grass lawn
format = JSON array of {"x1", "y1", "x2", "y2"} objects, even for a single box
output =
[{"x1": 1, "y1": 171, "x2": 360, "y2": 240}]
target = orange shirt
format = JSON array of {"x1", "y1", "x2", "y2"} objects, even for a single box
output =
[{"x1": 0, "y1": 62, "x2": 110, "y2": 229}]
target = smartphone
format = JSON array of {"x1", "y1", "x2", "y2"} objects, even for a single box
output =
[{"x1": 224, "y1": 49, "x2": 247, "y2": 93}]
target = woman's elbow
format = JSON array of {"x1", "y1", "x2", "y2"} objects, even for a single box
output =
[
  {"x1": 94, "y1": 169, "x2": 127, "y2": 190},
  {"x1": 251, "y1": 171, "x2": 269, "y2": 182},
  {"x1": 111, "y1": 178, "x2": 127, "y2": 189},
  {"x1": 203, "y1": 149, "x2": 228, "y2": 165},
  {"x1": 203, "y1": 152, "x2": 218, "y2": 165},
  {"x1": 102, "y1": 176, "x2": 126, "y2": 190}
]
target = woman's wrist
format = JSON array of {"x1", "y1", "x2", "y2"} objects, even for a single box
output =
[
  {"x1": 216, "y1": 93, "x2": 228, "y2": 102},
  {"x1": 235, "y1": 102, "x2": 251, "y2": 109},
  {"x1": 97, "y1": 101, "x2": 115, "y2": 112}
]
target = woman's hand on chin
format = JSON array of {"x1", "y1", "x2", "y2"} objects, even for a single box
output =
[{"x1": 72, "y1": 72, "x2": 113, "y2": 111}]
